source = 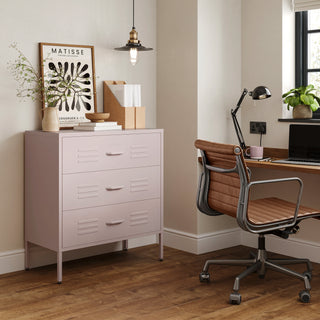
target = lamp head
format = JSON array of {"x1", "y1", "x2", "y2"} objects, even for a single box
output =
[{"x1": 249, "y1": 86, "x2": 272, "y2": 100}]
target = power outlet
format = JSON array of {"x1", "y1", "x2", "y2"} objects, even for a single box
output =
[{"x1": 250, "y1": 121, "x2": 266, "y2": 134}]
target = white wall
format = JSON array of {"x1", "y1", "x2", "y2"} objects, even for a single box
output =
[
  {"x1": 197, "y1": 0, "x2": 242, "y2": 234},
  {"x1": 0, "y1": 0, "x2": 156, "y2": 257}
]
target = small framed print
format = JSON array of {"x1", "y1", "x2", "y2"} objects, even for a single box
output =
[{"x1": 39, "y1": 43, "x2": 97, "y2": 128}]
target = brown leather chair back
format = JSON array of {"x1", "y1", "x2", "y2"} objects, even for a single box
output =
[{"x1": 195, "y1": 140, "x2": 249, "y2": 218}]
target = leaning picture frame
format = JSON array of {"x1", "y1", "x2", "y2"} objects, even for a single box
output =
[{"x1": 39, "y1": 43, "x2": 97, "y2": 128}]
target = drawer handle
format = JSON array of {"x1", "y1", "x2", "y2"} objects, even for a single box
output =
[
  {"x1": 106, "y1": 186, "x2": 124, "y2": 191},
  {"x1": 106, "y1": 219, "x2": 125, "y2": 226},
  {"x1": 106, "y1": 152, "x2": 124, "y2": 156}
]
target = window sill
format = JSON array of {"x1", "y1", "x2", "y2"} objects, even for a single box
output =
[{"x1": 278, "y1": 118, "x2": 320, "y2": 123}]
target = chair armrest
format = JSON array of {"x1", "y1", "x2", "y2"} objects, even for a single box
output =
[
  {"x1": 205, "y1": 164, "x2": 237, "y2": 174},
  {"x1": 240, "y1": 177, "x2": 303, "y2": 233}
]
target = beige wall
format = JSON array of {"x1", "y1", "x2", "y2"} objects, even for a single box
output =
[
  {"x1": 2, "y1": 0, "x2": 319, "y2": 267},
  {"x1": 0, "y1": 0, "x2": 156, "y2": 253},
  {"x1": 241, "y1": 0, "x2": 286, "y2": 149},
  {"x1": 157, "y1": 0, "x2": 198, "y2": 234},
  {"x1": 241, "y1": 0, "x2": 320, "y2": 243},
  {"x1": 157, "y1": 0, "x2": 242, "y2": 235},
  {"x1": 197, "y1": 0, "x2": 242, "y2": 234},
  {"x1": 282, "y1": 0, "x2": 296, "y2": 118}
]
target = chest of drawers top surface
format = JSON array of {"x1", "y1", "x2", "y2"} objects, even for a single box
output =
[{"x1": 26, "y1": 129, "x2": 163, "y2": 137}]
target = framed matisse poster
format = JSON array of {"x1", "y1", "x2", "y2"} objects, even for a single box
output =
[{"x1": 39, "y1": 43, "x2": 97, "y2": 128}]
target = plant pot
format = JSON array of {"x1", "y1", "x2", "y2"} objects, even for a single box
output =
[
  {"x1": 292, "y1": 105, "x2": 312, "y2": 119},
  {"x1": 42, "y1": 107, "x2": 59, "y2": 132}
]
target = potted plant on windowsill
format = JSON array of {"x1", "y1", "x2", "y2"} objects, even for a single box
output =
[{"x1": 282, "y1": 85, "x2": 320, "y2": 119}]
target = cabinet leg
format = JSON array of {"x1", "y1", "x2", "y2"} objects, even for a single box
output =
[
  {"x1": 122, "y1": 240, "x2": 128, "y2": 251},
  {"x1": 159, "y1": 233, "x2": 163, "y2": 261},
  {"x1": 25, "y1": 240, "x2": 30, "y2": 271},
  {"x1": 57, "y1": 251, "x2": 62, "y2": 284}
]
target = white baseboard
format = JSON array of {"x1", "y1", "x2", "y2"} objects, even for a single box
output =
[
  {"x1": 164, "y1": 227, "x2": 241, "y2": 254},
  {"x1": 241, "y1": 232, "x2": 320, "y2": 264},
  {"x1": 0, "y1": 249, "x2": 25, "y2": 275},
  {"x1": 164, "y1": 227, "x2": 320, "y2": 263},
  {"x1": 0, "y1": 235, "x2": 156, "y2": 276},
  {"x1": 1, "y1": 230, "x2": 319, "y2": 276}
]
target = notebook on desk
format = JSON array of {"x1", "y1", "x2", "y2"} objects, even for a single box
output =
[{"x1": 272, "y1": 124, "x2": 320, "y2": 166}]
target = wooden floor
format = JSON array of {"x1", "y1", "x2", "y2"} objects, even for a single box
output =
[{"x1": 0, "y1": 245, "x2": 320, "y2": 319}]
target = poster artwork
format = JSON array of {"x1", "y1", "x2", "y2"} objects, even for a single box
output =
[{"x1": 40, "y1": 43, "x2": 97, "y2": 127}]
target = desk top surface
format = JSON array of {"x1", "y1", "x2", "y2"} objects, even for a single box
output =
[
  {"x1": 245, "y1": 158, "x2": 320, "y2": 175},
  {"x1": 245, "y1": 147, "x2": 320, "y2": 175}
]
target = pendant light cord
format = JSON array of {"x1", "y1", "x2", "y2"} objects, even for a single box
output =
[{"x1": 133, "y1": 0, "x2": 135, "y2": 28}]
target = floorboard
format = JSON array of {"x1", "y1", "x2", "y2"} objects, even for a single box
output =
[{"x1": 0, "y1": 245, "x2": 319, "y2": 319}]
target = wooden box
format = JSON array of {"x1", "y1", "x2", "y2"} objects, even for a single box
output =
[{"x1": 103, "y1": 81, "x2": 145, "y2": 129}]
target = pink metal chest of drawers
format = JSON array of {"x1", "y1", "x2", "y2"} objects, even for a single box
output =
[{"x1": 24, "y1": 129, "x2": 163, "y2": 283}]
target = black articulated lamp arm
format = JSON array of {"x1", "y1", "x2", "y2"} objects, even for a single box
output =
[
  {"x1": 231, "y1": 111, "x2": 247, "y2": 150},
  {"x1": 232, "y1": 88, "x2": 248, "y2": 116},
  {"x1": 231, "y1": 88, "x2": 248, "y2": 150}
]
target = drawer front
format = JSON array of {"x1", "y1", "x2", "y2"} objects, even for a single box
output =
[
  {"x1": 62, "y1": 133, "x2": 160, "y2": 173},
  {"x1": 63, "y1": 166, "x2": 160, "y2": 210},
  {"x1": 62, "y1": 199, "x2": 161, "y2": 248}
]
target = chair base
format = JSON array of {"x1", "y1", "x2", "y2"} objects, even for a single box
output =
[{"x1": 199, "y1": 235, "x2": 312, "y2": 304}]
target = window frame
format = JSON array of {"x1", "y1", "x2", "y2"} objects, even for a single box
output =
[{"x1": 295, "y1": 10, "x2": 320, "y2": 118}]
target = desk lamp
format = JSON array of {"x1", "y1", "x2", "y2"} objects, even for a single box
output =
[{"x1": 231, "y1": 86, "x2": 271, "y2": 150}]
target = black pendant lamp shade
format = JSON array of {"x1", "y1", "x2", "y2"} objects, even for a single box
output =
[
  {"x1": 114, "y1": 0, "x2": 152, "y2": 65},
  {"x1": 114, "y1": 27, "x2": 153, "y2": 52}
]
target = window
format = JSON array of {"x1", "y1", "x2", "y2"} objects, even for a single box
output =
[{"x1": 296, "y1": 9, "x2": 320, "y2": 118}]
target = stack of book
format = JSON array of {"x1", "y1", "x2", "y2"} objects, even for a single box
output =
[{"x1": 73, "y1": 121, "x2": 122, "y2": 131}]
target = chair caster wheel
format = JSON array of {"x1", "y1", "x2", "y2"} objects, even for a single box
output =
[
  {"x1": 299, "y1": 290, "x2": 311, "y2": 303},
  {"x1": 199, "y1": 271, "x2": 210, "y2": 282},
  {"x1": 229, "y1": 292, "x2": 241, "y2": 305},
  {"x1": 303, "y1": 271, "x2": 312, "y2": 281}
]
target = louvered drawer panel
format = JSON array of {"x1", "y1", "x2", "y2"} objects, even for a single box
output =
[
  {"x1": 63, "y1": 166, "x2": 160, "y2": 210},
  {"x1": 62, "y1": 199, "x2": 160, "y2": 248},
  {"x1": 62, "y1": 133, "x2": 160, "y2": 173}
]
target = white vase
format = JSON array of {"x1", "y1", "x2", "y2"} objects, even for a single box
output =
[
  {"x1": 42, "y1": 107, "x2": 59, "y2": 132},
  {"x1": 292, "y1": 105, "x2": 312, "y2": 119}
]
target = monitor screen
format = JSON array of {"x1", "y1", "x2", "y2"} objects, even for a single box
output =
[{"x1": 289, "y1": 124, "x2": 320, "y2": 160}]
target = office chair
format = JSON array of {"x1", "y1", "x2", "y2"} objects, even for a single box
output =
[{"x1": 195, "y1": 139, "x2": 320, "y2": 304}]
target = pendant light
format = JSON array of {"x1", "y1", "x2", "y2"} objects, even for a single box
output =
[{"x1": 114, "y1": 0, "x2": 153, "y2": 66}]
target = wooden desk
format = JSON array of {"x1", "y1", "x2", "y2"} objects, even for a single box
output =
[
  {"x1": 245, "y1": 147, "x2": 320, "y2": 175},
  {"x1": 198, "y1": 147, "x2": 320, "y2": 175}
]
